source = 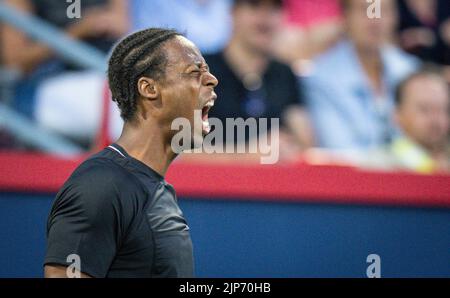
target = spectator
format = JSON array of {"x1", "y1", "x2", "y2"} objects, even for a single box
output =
[
  {"x1": 273, "y1": 0, "x2": 344, "y2": 67},
  {"x1": 398, "y1": 0, "x2": 450, "y2": 66},
  {"x1": 392, "y1": 68, "x2": 450, "y2": 173},
  {"x1": 0, "y1": 0, "x2": 129, "y2": 118},
  {"x1": 131, "y1": 0, "x2": 232, "y2": 54},
  {"x1": 284, "y1": 0, "x2": 341, "y2": 27},
  {"x1": 204, "y1": 0, "x2": 314, "y2": 158},
  {"x1": 305, "y1": 0, "x2": 419, "y2": 151},
  {"x1": 0, "y1": 0, "x2": 129, "y2": 146}
]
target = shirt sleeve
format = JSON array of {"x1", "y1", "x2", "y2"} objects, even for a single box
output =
[
  {"x1": 288, "y1": 68, "x2": 305, "y2": 107},
  {"x1": 276, "y1": 62, "x2": 305, "y2": 108},
  {"x1": 304, "y1": 76, "x2": 360, "y2": 149},
  {"x1": 44, "y1": 163, "x2": 124, "y2": 278},
  {"x1": 271, "y1": 62, "x2": 306, "y2": 128}
]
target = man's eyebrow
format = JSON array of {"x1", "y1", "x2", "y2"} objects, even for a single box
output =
[
  {"x1": 189, "y1": 60, "x2": 210, "y2": 72},
  {"x1": 198, "y1": 61, "x2": 210, "y2": 72}
]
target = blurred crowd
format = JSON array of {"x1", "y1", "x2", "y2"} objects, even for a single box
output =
[{"x1": 0, "y1": 0, "x2": 449, "y2": 174}]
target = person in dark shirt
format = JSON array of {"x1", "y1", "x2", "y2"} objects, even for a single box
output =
[
  {"x1": 204, "y1": 53, "x2": 301, "y2": 137},
  {"x1": 44, "y1": 28, "x2": 219, "y2": 278},
  {"x1": 203, "y1": 0, "x2": 314, "y2": 156},
  {"x1": 398, "y1": 0, "x2": 450, "y2": 65},
  {"x1": 0, "y1": 0, "x2": 129, "y2": 118}
]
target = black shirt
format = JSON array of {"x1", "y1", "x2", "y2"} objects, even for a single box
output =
[
  {"x1": 398, "y1": 0, "x2": 450, "y2": 65},
  {"x1": 44, "y1": 144, "x2": 194, "y2": 278},
  {"x1": 204, "y1": 52, "x2": 304, "y2": 143}
]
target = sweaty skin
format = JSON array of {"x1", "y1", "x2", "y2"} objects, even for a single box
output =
[{"x1": 44, "y1": 36, "x2": 218, "y2": 278}]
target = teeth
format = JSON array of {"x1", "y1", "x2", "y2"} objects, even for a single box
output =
[
  {"x1": 205, "y1": 101, "x2": 214, "y2": 108},
  {"x1": 202, "y1": 120, "x2": 210, "y2": 133}
]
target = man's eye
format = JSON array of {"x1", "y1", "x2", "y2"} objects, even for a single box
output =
[{"x1": 190, "y1": 69, "x2": 202, "y2": 76}]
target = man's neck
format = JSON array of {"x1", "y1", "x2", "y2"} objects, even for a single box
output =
[
  {"x1": 115, "y1": 120, "x2": 176, "y2": 177},
  {"x1": 223, "y1": 37, "x2": 269, "y2": 79},
  {"x1": 424, "y1": 142, "x2": 447, "y2": 159},
  {"x1": 355, "y1": 45, "x2": 384, "y2": 95},
  {"x1": 407, "y1": 135, "x2": 447, "y2": 160}
]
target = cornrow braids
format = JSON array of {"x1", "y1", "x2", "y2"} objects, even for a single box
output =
[{"x1": 107, "y1": 28, "x2": 181, "y2": 121}]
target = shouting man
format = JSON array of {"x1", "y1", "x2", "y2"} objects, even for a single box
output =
[{"x1": 44, "y1": 28, "x2": 218, "y2": 278}]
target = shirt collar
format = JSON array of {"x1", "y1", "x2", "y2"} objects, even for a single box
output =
[{"x1": 109, "y1": 143, "x2": 165, "y2": 181}]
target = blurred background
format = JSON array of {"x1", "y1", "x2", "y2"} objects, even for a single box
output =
[{"x1": 0, "y1": 0, "x2": 449, "y2": 277}]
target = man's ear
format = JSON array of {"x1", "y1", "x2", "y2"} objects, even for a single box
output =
[{"x1": 137, "y1": 76, "x2": 159, "y2": 100}]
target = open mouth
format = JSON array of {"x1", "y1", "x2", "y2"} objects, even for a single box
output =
[{"x1": 201, "y1": 100, "x2": 214, "y2": 134}]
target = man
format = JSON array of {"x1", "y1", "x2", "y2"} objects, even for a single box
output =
[
  {"x1": 305, "y1": 0, "x2": 419, "y2": 151},
  {"x1": 392, "y1": 69, "x2": 450, "y2": 173},
  {"x1": 398, "y1": 0, "x2": 450, "y2": 66},
  {"x1": 44, "y1": 28, "x2": 218, "y2": 277},
  {"x1": 203, "y1": 0, "x2": 313, "y2": 158}
]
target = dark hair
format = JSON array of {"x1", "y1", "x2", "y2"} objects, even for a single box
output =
[
  {"x1": 233, "y1": 0, "x2": 283, "y2": 8},
  {"x1": 338, "y1": 0, "x2": 350, "y2": 12},
  {"x1": 107, "y1": 28, "x2": 181, "y2": 121},
  {"x1": 395, "y1": 64, "x2": 446, "y2": 106}
]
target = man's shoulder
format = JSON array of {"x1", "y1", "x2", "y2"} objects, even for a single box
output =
[
  {"x1": 311, "y1": 41, "x2": 354, "y2": 76},
  {"x1": 306, "y1": 40, "x2": 362, "y2": 93},
  {"x1": 74, "y1": 156, "x2": 131, "y2": 182},
  {"x1": 62, "y1": 150, "x2": 144, "y2": 198},
  {"x1": 49, "y1": 150, "x2": 154, "y2": 233},
  {"x1": 382, "y1": 45, "x2": 420, "y2": 82},
  {"x1": 267, "y1": 58, "x2": 297, "y2": 79}
]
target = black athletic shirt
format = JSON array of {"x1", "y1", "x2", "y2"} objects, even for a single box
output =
[{"x1": 44, "y1": 144, "x2": 194, "y2": 278}]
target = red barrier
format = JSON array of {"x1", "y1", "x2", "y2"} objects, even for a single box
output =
[{"x1": 1, "y1": 151, "x2": 449, "y2": 208}]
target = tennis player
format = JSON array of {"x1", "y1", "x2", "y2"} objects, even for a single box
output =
[{"x1": 44, "y1": 28, "x2": 218, "y2": 278}]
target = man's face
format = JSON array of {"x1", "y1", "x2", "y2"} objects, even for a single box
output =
[
  {"x1": 344, "y1": 0, "x2": 398, "y2": 51},
  {"x1": 232, "y1": 0, "x2": 282, "y2": 54},
  {"x1": 158, "y1": 36, "x2": 218, "y2": 148},
  {"x1": 396, "y1": 75, "x2": 450, "y2": 150}
]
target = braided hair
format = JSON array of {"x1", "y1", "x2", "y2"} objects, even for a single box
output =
[{"x1": 107, "y1": 28, "x2": 181, "y2": 121}]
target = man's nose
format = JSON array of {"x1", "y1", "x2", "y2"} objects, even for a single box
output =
[{"x1": 204, "y1": 72, "x2": 218, "y2": 88}]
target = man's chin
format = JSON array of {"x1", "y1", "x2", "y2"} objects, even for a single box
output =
[{"x1": 190, "y1": 133, "x2": 205, "y2": 150}]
